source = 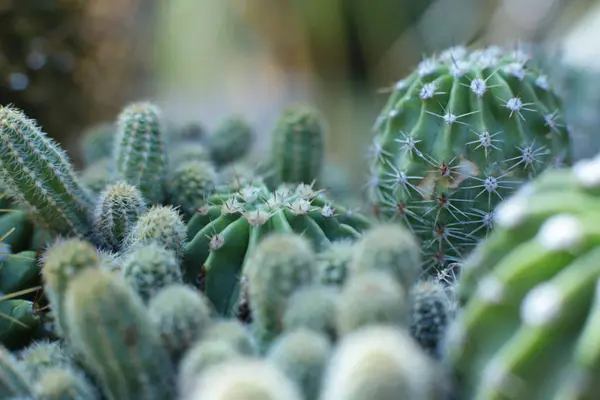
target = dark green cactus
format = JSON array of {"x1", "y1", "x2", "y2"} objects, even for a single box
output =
[
  {"x1": 270, "y1": 105, "x2": 325, "y2": 185},
  {"x1": 64, "y1": 268, "x2": 176, "y2": 400},
  {"x1": 113, "y1": 102, "x2": 168, "y2": 205},
  {"x1": 167, "y1": 160, "x2": 218, "y2": 220},
  {"x1": 0, "y1": 344, "x2": 35, "y2": 397},
  {"x1": 79, "y1": 122, "x2": 115, "y2": 167},
  {"x1": 366, "y1": 45, "x2": 572, "y2": 277},
  {"x1": 282, "y1": 286, "x2": 339, "y2": 340},
  {"x1": 183, "y1": 182, "x2": 371, "y2": 315},
  {"x1": 209, "y1": 115, "x2": 254, "y2": 167},
  {"x1": 0, "y1": 106, "x2": 94, "y2": 238}
]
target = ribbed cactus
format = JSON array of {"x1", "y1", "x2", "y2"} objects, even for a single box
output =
[
  {"x1": 79, "y1": 122, "x2": 115, "y2": 167},
  {"x1": 366, "y1": 45, "x2": 572, "y2": 277},
  {"x1": 113, "y1": 102, "x2": 168, "y2": 205},
  {"x1": 267, "y1": 328, "x2": 331, "y2": 399},
  {"x1": 0, "y1": 250, "x2": 38, "y2": 294},
  {"x1": 93, "y1": 181, "x2": 147, "y2": 252},
  {"x1": 0, "y1": 299, "x2": 40, "y2": 350},
  {"x1": 188, "y1": 358, "x2": 303, "y2": 400},
  {"x1": 148, "y1": 284, "x2": 213, "y2": 361},
  {"x1": 316, "y1": 240, "x2": 354, "y2": 286},
  {"x1": 0, "y1": 106, "x2": 94, "y2": 238},
  {"x1": 320, "y1": 326, "x2": 445, "y2": 400},
  {"x1": 409, "y1": 280, "x2": 453, "y2": 356},
  {"x1": 283, "y1": 286, "x2": 339, "y2": 340},
  {"x1": 0, "y1": 344, "x2": 35, "y2": 397},
  {"x1": 336, "y1": 270, "x2": 408, "y2": 336},
  {"x1": 41, "y1": 238, "x2": 100, "y2": 338},
  {"x1": 208, "y1": 115, "x2": 254, "y2": 167},
  {"x1": 79, "y1": 158, "x2": 116, "y2": 195},
  {"x1": 64, "y1": 268, "x2": 176, "y2": 400},
  {"x1": 183, "y1": 182, "x2": 371, "y2": 314},
  {"x1": 124, "y1": 205, "x2": 187, "y2": 261},
  {"x1": 35, "y1": 367, "x2": 99, "y2": 400},
  {"x1": 246, "y1": 233, "x2": 316, "y2": 352},
  {"x1": 17, "y1": 340, "x2": 73, "y2": 380},
  {"x1": 121, "y1": 243, "x2": 183, "y2": 303},
  {"x1": 446, "y1": 155, "x2": 600, "y2": 399},
  {"x1": 167, "y1": 160, "x2": 218, "y2": 220},
  {"x1": 270, "y1": 105, "x2": 325, "y2": 185},
  {"x1": 202, "y1": 319, "x2": 255, "y2": 355}
]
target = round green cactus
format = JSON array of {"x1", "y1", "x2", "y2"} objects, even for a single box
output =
[
  {"x1": 208, "y1": 116, "x2": 254, "y2": 167},
  {"x1": 365, "y1": 45, "x2": 572, "y2": 278},
  {"x1": 446, "y1": 155, "x2": 600, "y2": 399},
  {"x1": 182, "y1": 182, "x2": 371, "y2": 315},
  {"x1": 167, "y1": 160, "x2": 218, "y2": 220}
]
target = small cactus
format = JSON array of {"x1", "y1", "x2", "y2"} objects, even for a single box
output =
[
  {"x1": 113, "y1": 102, "x2": 168, "y2": 205},
  {"x1": 336, "y1": 270, "x2": 408, "y2": 336},
  {"x1": 34, "y1": 367, "x2": 99, "y2": 400},
  {"x1": 124, "y1": 205, "x2": 187, "y2": 261},
  {"x1": 121, "y1": 243, "x2": 183, "y2": 303},
  {"x1": 246, "y1": 232, "x2": 317, "y2": 352},
  {"x1": 79, "y1": 122, "x2": 116, "y2": 167},
  {"x1": 148, "y1": 284, "x2": 213, "y2": 361},
  {"x1": 282, "y1": 285, "x2": 339, "y2": 340},
  {"x1": 64, "y1": 268, "x2": 176, "y2": 400},
  {"x1": 167, "y1": 160, "x2": 218, "y2": 220},
  {"x1": 0, "y1": 106, "x2": 94, "y2": 238},
  {"x1": 79, "y1": 158, "x2": 116, "y2": 195},
  {"x1": 209, "y1": 115, "x2": 254, "y2": 167},
  {"x1": 17, "y1": 340, "x2": 73, "y2": 380},
  {"x1": 93, "y1": 181, "x2": 147, "y2": 252},
  {"x1": 270, "y1": 105, "x2": 325, "y2": 185},
  {"x1": 316, "y1": 240, "x2": 354, "y2": 286},
  {"x1": 267, "y1": 328, "x2": 331, "y2": 399},
  {"x1": 0, "y1": 344, "x2": 35, "y2": 398},
  {"x1": 202, "y1": 319, "x2": 255, "y2": 355}
]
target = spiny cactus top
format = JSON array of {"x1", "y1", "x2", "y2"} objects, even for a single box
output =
[
  {"x1": 446, "y1": 155, "x2": 600, "y2": 399},
  {"x1": 0, "y1": 106, "x2": 94, "y2": 238},
  {"x1": 183, "y1": 182, "x2": 372, "y2": 315},
  {"x1": 113, "y1": 102, "x2": 168, "y2": 205},
  {"x1": 366, "y1": 45, "x2": 571, "y2": 276}
]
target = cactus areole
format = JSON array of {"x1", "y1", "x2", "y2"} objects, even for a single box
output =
[{"x1": 366, "y1": 45, "x2": 571, "y2": 277}]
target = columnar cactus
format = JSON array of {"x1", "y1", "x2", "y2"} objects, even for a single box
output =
[
  {"x1": 183, "y1": 182, "x2": 371, "y2": 314},
  {"x1": 270, "y1": 105, "x2": 325, "y2": 185},
  {"x1": 366, "y1": 45, "x2": 572, "y2": 277},
  {"x1": 446, "y1": 155, "x2": 600, "y2": 399},
  {"x1": 64, "y1": 268, "x2": 176, "y2": 400},
  {"x1": 0, "y1": 106, "x2": 94, "y2": 238},
  {"x1": 246, "y1": 233, "x2": 316, "y2": 352},
  {"x1": 113, "y1": 102, "x2": 168, "y2": 205},
  {"x1": 208, "y1": 116, "x2": 254, "y2": 167},
  {"x1": 93, "y1": 181, "x2": 147, "y2": 252}
]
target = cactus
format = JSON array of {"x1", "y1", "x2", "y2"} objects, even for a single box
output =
[
  {"x1": 316, "y1": 239, "x2": 354, "y2": 286},
  {"x1": 446, "y1": 155, "x2": 600, "y2": 399},
  {"x1": 282, "y1": 285, "x2": 339, "y2": 340},
  {"x1": 35, "y1": 367, "x2": 99, "y2": 400},
  {"x1": 0, "y1": 106, "x2": 94, "y2": 238},
  {"x1": 17, "y1": 340, "x2": 73, "y2": 380},
  {"x1": 121, "y1": 243, "x2": 183, "y2": 303},
  {"x1": 409, "y1": 280, "x2": 453, "y2": 356},
  {"x1": 124, "y1": 205, "x2": 187, "y2": 261},
  {"x1": 93, "y1": 182, "x2": 147, "y2": 252},
  {"x1": 0, "y1": 298, "x2": 40, "y2": 350},
  {"x1": 366, "y1": 45, "x2": 572, "y2": 277},
  {"x1": 267, "y1": 328, "x2": 331, "y2": 399},
  {"x1": 177, "y1": 339, "x2": 240, "y2": 399},
  {"x1": 0, "y1": 251, "x2": 38, "y2": 294},
  {"x1": 113, "y1": 102, "x2": 168, "y2": 205},
  {"x1": 349, "y1": 223, "x2": 422, "y2": 291},
  {"x1": 148, "y1": 284, "x2": 213, "y2": 361},
  {"x1": 270, "y1": 105, "x2": 325, "y2": 185},
  {"x1": 320, "y1": 326, "x2": 445, "y2": 400},
  {"x1": 64, "y1": 268, "x2": 176, "y2": 400},
  {"x1": 246, "y1": 233, "x2": 316, "y2": 352},
  {"x1": 183, "y1": 182, "x2": 371, "y2": 314},
  {"x1": 0, "y1": 211, "x2": 34, "y2": 254},
  {"x1": 79, "y1": 158, "x2": 116, "y2": 195},
  {"x1": 0, "y1": 344, "x2": 35, "y2": 397},
  {"x1": 202, "y1": 319, "x2": 255, "y2": 355},
  {"x1": 188, "y1": 358, "x2": 303, "y2": 400},
  {"x1": 167, "y1": 143, "x2": 211, "y2": 171},
  {"x1": 167, "y1": 160, "x2": 218, "y2": 220},
  {"x1": 208, "y1": 116, "x2": 254, "y2": 167},
  {"x1": 79, "y1": 122, "x2": 115, "y2": 167},
  {"x1": 336, "y1": 271, "x2": 408, "y2": 336},
  {"x1": 41, "y1": 238, "x2": 100, "y2": 338}
]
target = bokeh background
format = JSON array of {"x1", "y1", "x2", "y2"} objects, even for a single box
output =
[{"x1": 1, "y1": 0, "x2": 600, "y2": 196}]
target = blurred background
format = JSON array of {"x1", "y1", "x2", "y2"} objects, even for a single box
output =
[{"x1": 1, "y1": 0, "x2": 600, "y2": 194}]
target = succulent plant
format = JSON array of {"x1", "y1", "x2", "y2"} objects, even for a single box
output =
[
  {"x1": 446, "y1": 155, "x2": 600, "y2": 399},
  {"x1": 182, "y1": 182, "x2": 371, "y2": 315},
  {"x1": 208, "y1": 116, "x2": 254, "y2": 167},
  {"x1": 365, "y1": 45, "x2": 572, "y2": 278}
]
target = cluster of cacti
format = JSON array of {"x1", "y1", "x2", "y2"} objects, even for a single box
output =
[
  {"x1": 2, "y1": 39, "x2": 595, "y2": 400},
  {"x1": 365, "y1": 44, "x2": 572, "y2": 280}
]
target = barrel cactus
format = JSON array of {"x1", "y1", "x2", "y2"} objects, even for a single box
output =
[
  {"x1": 183, "y1": 182, "x2": 371, "y2": 315},
  {"x1": 366, "y1": 45, "x2": 572, "y2": 278},
  {"x1": 446, "y1": 154, "x2": 600, "y2": 399}
]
